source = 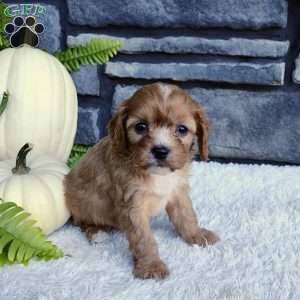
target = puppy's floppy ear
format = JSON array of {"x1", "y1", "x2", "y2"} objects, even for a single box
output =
[
  {"x1": 108, "y1": 103, "x2": 128, "y2": 151},
  {"x1": 193, "y1": 102, "x2": 209, "y2": 161}
]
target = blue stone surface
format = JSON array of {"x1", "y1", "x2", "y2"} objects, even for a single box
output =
[{"x1": 67, "y1": 0, "x2": 287, "y2": 29}]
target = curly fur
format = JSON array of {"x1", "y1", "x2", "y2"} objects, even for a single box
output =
[{"x1": 64, "y1": 82, "x2": 219, "y2": 279}]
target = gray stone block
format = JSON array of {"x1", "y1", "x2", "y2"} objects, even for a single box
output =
[
  {"x1": 75, "y1": 106, "x2": 100, "y2": 145},
  {"x1": 68, "y1": 34, "x2": 289, "y2": 58},
  {"x1": 293, "y1": 54, "x2": 300, "y2": 84},
  {"x1": 38, "y1": 5, "x2": 61, "y2": 53},
  {"x1": 67, "y1": 0, "x2": 287, "y2": 30},
  {"x1": 75, "y1": 100, "x2": 111, "y2": 145},
  {"x1": 112, "y1": 85, "x2": 300, "y2": 163},
  {"x1": 105, "y1": 62, "x2": 285, "y2": 86},
  {"x1": 71, "y1": 65, "x2": 100, "y2": 96}
]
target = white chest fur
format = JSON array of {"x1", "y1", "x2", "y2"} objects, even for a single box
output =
[{"x1": 147, "y1": 169, "x2": 185, "y2": 214}]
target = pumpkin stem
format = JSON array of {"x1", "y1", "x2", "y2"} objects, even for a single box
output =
[
  {"x1": 12, "y1": 143, "x2": 33, "y2": 175},
  {"x1": 0, "y1": 91, "x2": 9, "y2": 117}
]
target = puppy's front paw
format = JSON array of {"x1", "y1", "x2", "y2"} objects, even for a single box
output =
[
  {"x1": 192, "y1": 228, "x2": 220, "y2": 247},
  {"x1": 133, "y1": 259, "x2": 169, "y2": 279}
]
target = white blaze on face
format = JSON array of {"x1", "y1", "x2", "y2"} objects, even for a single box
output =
[
  {"x1": 153, "y1": 84, "x2": 176, "y2": 148},
  {"x1": 158, "y1": 83, "x2": 174, "y2": 100},
  {"x1": 153, "y1": 127, "x2": 172, "y2": 147}
]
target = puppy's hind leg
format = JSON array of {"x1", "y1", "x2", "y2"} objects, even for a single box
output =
[
  {"x1": 82, "y1": 224, "x2": 104, "y2": 241},
  {"x1": 77, "y1": 221, "x2": 115, "y2": 241}
]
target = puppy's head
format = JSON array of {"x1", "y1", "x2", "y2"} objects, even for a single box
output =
[{"x1": 108, "y1": 83, "x2": 209, "y2": 173}]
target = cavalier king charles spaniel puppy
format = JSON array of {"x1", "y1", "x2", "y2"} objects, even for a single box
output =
[{"x1": 64, "y1": 82, "x2": 220, "y2": 279}]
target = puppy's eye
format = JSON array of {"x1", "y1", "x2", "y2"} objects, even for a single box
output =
[
  {"x1": 135, "y1": 122, "x2": 148, "y2": 135},
  {"x1": 176, "y1": 125, "x2": 188, "y2": 136}
]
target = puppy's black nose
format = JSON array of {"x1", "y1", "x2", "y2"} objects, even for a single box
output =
[{"x1": 151, "y1": 145, "x2": 170, "y2": 160}]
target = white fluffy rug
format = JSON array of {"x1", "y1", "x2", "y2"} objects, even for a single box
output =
[{"x1": 1, "y1": 161, "x2": 300, "y2": 300}]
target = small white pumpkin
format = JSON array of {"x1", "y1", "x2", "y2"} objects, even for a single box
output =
[
  {"x1": 0, "y1": 44, "x2": 78, "y2": 162},
  {"x1": 0, "y1": 143, "x2": 70, "y2": 235}
]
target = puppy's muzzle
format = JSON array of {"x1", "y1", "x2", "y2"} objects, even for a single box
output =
[{"x1": 151, "y1": 145, "x2": 170, "y2": 160}]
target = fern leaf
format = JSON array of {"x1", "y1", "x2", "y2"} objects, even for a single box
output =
[
  {"x1": 0, "y1": 252, "x2": 12, "y2": 266},
  {"x1": 0, "y1": 1, "x2": 10, "y2": 29},
  {"x1": 0, "y1": 1, "x2": 11, "y2": 50},
  {"x1": 72, "y1": 144, "x2": 91, "y2": 154},
  {"x1": 23, "y1": 246, "x2": 35, "y2": 262},
  {"x1": 8, "y1": 239, "x2": 21, "y2": 261},
  {"x1": 16, "y1": 243, "x2": 27, "y2": 263},
  {"x1": 0, "y1": 201, "x2": 64, "y2": 266},
  {"x1": 54, "y1": 38, "x2": 122, "y2": 72},
  {"x1": 0, "y1": 91, "x2": 9, "y2": 117},
  {"x1": 0, "y1": 33, "x2": 10, "y2": 50},
  {"x1": 0, "y1": 233, "x2": 13, "y2": 252},
  {"x1": 67, "y1": 144, "x2": 90, "y2": 168}
]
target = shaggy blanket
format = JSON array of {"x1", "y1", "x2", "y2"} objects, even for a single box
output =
[{"x1": 1, "y1": 161, "x2": 300, "y2": 300}]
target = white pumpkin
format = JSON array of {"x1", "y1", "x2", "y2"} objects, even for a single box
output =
[
  {"x1": 0, "y1": 44, "x2": 78, "y2": 162},
  {"x1": 0, "y1": 143, "x2": 70, "y2": 235}
]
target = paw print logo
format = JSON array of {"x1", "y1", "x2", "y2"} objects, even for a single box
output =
[{"x1": 4, "y1": 16, "x2": 44, "y2": 48}]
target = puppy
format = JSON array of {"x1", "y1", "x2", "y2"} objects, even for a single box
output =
[{"x1": 64, "y1": 82, "x2": 220, "y2": 279}]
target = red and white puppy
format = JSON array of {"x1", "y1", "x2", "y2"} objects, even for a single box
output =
[{"x1": 64, "y1": 82, "x2": 220, "y2": 279}]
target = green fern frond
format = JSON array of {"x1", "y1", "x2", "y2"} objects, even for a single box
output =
[
  {"x1": 54, "y1": 38, "x2": 122, "y2": 73},
  {"x1": 0, "y1": 1, "x2": 10, "y2": 30},
  {"x1": 72, "y1": 144, "x2": 91, "y2": 154},
  {"x1": 67, "y1": 144, "x2": 90, "y2": 168},
  {"x1": 0, "y1": 201, "x2": 64, "y2": 267},
  {"x1": 0, "y1": 1, "x2": 11, "y2": 50},
  {"x1": 0, "y1": 33, "x2": 10, "y2": 50}
]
